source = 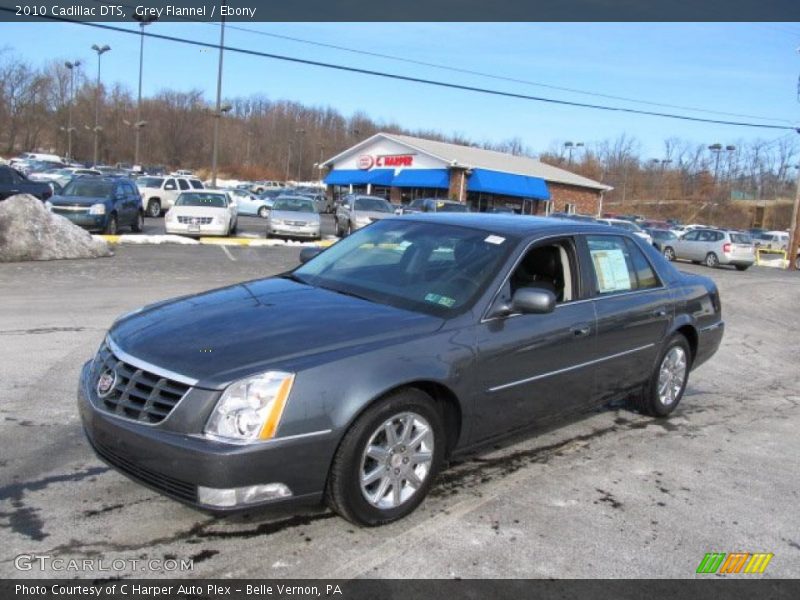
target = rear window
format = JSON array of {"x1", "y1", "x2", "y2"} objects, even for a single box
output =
[
  {"x1": 354, "y1": 197, "x2": 392, "y2": 212},
  {"x1": 730, "y1": 234, "x2": 752, "y2": 244}
]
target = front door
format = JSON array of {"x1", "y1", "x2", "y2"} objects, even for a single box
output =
[{"x1": 472, "y1": 237, "x2": 598, "y2": 442}]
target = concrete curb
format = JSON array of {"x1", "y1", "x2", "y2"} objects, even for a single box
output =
[{"x1": 93, "y1": 235, "x2": 337, "y2": 248}]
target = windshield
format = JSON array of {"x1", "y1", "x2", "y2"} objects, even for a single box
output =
[
  {"x1": 62, "y1": 180, "x2": 114, "y2": 198},
  {"x1": 354, "y1": 197, "x2": 392, "y2": 212},
  {"x1": 273, "y1": 197, "x2": 315, "y2": 212},
  {"x1": 437, "y1": 202, "x2": 469, "y2": 213},
  {"x1": 652, "y1": 229, "x2": 677, "y2": 240},
  {"x1": 175, "y1": 193, "x2": 227, "y2": 208},
  {"x1": 137, "y1": 177, "x2": 164, "y2": 188},
  {"x1": 294, "y1": 220, "x2": 515, "y2": 316}
]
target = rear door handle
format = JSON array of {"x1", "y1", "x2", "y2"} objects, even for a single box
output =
[{"x1": 571, "y1": 324, "x2": 591, "y2": 337}]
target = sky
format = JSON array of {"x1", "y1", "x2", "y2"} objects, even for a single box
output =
[{"x1": 1, "y1": 21, "x2": 799, "y2": 158}]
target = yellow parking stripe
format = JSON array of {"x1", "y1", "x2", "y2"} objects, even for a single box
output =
[
  {"x1": 96, "y1": 235, "x2": 121, "y2": 244},
  {"x1": 198, "y1": 237, "x2": 252, "y2": 245}
]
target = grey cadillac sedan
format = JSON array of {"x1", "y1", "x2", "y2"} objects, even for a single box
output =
[{"x1": 78, "y1": 214, "x2": 724, "y2": 525}]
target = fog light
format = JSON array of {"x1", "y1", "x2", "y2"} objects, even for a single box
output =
[{"x1": 198, "y1": 483, "x2": 292, "y2": 508}]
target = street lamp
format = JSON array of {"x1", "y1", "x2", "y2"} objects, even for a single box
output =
[
  {"x1": 64, "y1": 60, "x2": 82, "y2": 162},
  {"x1": 563, "y1": 141, "x2": 584, "y2": 165},
  {"x1": 132, "y1": 12, "x2": 158, "y2": 168},
  {"x1": 90, "y1": 44, "x2": 110, "y2": 166},
  {"x1": 210, "y1": 0, "x2": 228, "y2": 188}
]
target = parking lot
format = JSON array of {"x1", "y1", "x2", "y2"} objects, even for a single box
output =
[
  {"x1": 138, "y1": 213, "x2": 339, "y2": 239},
  {"x1": 0, "y1": 244, "x2": 798, "y2": 579}
]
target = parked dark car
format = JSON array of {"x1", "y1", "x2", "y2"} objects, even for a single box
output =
[
  {"x1": 78, "y1": 215, "x2": 723, "y2": 525},
  {"x1": 401, "y1": 198, "x2": 469, "y2": 214},
  {"x1": 49, "y1": 176, "x2": 144, "y2": 234},
  {"x1": 0, "y1": 165, "x2": 54, "y2": 201}
]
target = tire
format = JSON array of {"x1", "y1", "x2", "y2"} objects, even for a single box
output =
[
  {"x1": 131, "y1": 211, "x2": 144, "y2": 233},
  {"x1": 326, "y1": 388, "x2": 445, "y2": 526},
  {"x1": 347, "y1": 222, "x2": 353, "y2": 237},
  {"x1": 735, "y1": 264, "x2": 749, "y2": 271},
  {"x1": 230, "y1": 220, "x2": 237, "y2": 235},
  {"x1": 103, "y1": 213, "x2": 118, "y2": 235},
  {"x1": 258, "y1": 206, "x2": 269, "y2": 218},
  {"x1": 705, "y1": 252, "x2": 719, "y2": 268},
  {"x1": 632, "y1": 334, "x2": 692, "y2": 418},
  {"x1": 663, "y1": 246, "x2": 676, "y2": 261},
  {"x1": 146, "y1": 199, "x2": 161, "y2": 218},
  {"x1": 795, "y1": 256, "x2": 800, "y2": 270}
]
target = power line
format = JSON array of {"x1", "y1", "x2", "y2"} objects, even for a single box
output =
[
  {"x1": 88, "y1": 0, "x2": 797, "y2": 124},
  {"x1": 7, "y1": 8, "x2": 799, "y2": 132}
]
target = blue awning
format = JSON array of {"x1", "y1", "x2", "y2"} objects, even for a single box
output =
[
  {"x1": 324, "y1": 169, "x2": 394, "y2": 186},
  {"x1": 467, "y1": 168, "x2": 550, "y2": 200},
  {"x1": 392, "y1": 169, "x2": 450, "y2": 189}
]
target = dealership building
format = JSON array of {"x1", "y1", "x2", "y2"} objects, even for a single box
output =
[{"x1": 321, "y1": 133, "x2": 612, "y2": 215}]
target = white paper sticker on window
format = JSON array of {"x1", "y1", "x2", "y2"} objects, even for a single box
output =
[
  {"x1": 590, "y1": 248, "x2": 632, "y2": 293},
  {"x1": 484, "y1": 235, "x2": 505, "y2": 245}
]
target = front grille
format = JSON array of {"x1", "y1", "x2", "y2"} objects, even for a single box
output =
[
  {"x1": 285, "y1": 220, "x2": 310, "y2": 227},
  {"x1": 91, "y1": 342, "x2": 191, "y2": 424},
  {"x1": 52, "y1": 206, "x2": 89, "y2": 213},
  {"x1": 177, "y1": 216, "x2": 213, "y2": 225},
  {"x1": 91, "y1": 436, "x2": 197, "y2": 502}
]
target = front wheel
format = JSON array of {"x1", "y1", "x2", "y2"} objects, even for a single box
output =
[
  {"x1": 663, "y1": 246, "x2": 676, "y2": 261},
  {"x1": 146, "y1": 199, "x2": 161, "y2": 218},
  {"x1": 131, "y1": 211, "x2": 144, "y2": 233},
  {"x1": 258, "y1": 206, "x2": 269, "y2": 218},
  {"x1": 103, "y1": 213, "x2": 118, "y2": 235},
  {"x1": 632, "y1": 334, "x2": 691, "y2": 418},
  {"x1": 326, "y1": 388, "x2": 445, "y2": 526},
  {"x1": 705, "y1": 252, "x2": 719, "y2": 268}
]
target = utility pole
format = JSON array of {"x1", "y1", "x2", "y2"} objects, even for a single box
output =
[
  {"x1": 295, "y1": 128, "x2": 306, "y2": 181},
  {"x1": 787, "y1": 158, "x2": 800, "y2": 271},
  {"x1": 132, "y1": 13, "x2": 157, "y2": 168},
  {"x1": 64, "y1": 60, "x2": 81, "y2": 161},
  {"x1": 210, "y1": 0, "x2": 227, "y2": 188},
  {"x1": 90, "y1": 44, "x2": 110, "y2": 166}
]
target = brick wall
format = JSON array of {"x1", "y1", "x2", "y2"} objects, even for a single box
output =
[
  {"x1": 448, "y1": 168, "x2": 468, "y2": 202},
  {"x1": 548, "y1": 183, "x2": 602, "y2": 216}
]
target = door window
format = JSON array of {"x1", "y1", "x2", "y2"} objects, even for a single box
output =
[
  {"x1": 682, "y1": 230, "x2": 699, "y2": 241},
  {"x1": 164, "y1": 179, "x2": 177, "y2": 190},
  {"x1": 586, "y1": 235, "x2": 660, "y2": 295},
  {"x1": 507, "y1": 239, "x2": 578, "y2": 303},
  {"x1": 178, "y1": 179, "x2": 190, "y2": 191}
]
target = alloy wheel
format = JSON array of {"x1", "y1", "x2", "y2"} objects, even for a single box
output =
[
  {"x1": 657, "y1": 346, "x2": 687, "y2": 406},
  {"x1": 359, "y1": 412, "x2": 434, "y2": 510},
  {"x1": 664, "y1": 247, "x2": 675, "y2": 261}
]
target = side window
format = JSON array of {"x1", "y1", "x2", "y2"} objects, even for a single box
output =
[
  {"x1": 683, "y1": 231, "x2": 699, "y2": 241},
  {"x1": 697, "y1": 231, "x2": 712, "y2": 242},
  {"x1": 508, "y1": 239, "x2": 577, "y2": 303},
  {"x1": 177, "y1": 179, "x2": 190, "y2": 191},
  {"x1": 624, "y1": 238, "x2": 660, "y2": 289},
  {"x1": 0, "y1": 169, "x2": 12, "y2": 185},
  {"x1": 164, "y1": 178, "x2": 177, "y2": 190},
  {"x1": 190, "y1": 179, "x2": 203, "y2": 189}
]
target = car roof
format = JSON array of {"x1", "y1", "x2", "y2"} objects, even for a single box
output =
[{"x1": 397, "y1": 213, "x2": 631, "y2": 238}]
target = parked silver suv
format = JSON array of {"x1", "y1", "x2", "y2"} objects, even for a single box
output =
[
  {"x1": 335, "y1": 195, "x2": 394, "y2": 237},
  {"x1": 664, "y1": 228, "x2": 755, "y2": 271}
]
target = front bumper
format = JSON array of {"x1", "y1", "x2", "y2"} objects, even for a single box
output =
[
  {"x1": 165, "y1": 222, "x2": 228, "y2": 236},
  {"x1": 77, "y1": 361, "x2": 334, "y2": 513},
  {"x1": 267, "y1": 223, "x2": 320, "y2": 238}
]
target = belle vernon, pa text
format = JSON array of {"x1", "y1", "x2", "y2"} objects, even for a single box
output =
[{"x1": 15, "y1": 584, "x2": 343, "y2": 597}]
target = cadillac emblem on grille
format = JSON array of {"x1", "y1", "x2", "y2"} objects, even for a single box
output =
[{"x1": 96, "y1": 369, "x2": 117, "y2": 398}]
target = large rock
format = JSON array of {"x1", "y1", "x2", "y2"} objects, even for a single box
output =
[{"x1": 0, "y1": 194, "x2": 112, "y2": 262}]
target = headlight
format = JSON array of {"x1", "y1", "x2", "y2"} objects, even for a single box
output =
[
  {"x1": 214, "y1": 215, "x2": 225, "y2": 224},
  {"x1": 204, "y1": 372, "x2": 295, "y2": 442},
  {"x1": 271, "y1": 219, "x2": 284, "y2": 225},
  {"x1": 89, "y1": 203, "x2": 106, "y2": 215},
  {"x1": 166, "y1": 211, "x2": 175, "y2": 222}
]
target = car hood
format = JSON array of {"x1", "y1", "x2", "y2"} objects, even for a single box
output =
[
  {"x1": 109, "y1": 278, "x2": 442, "y2": 389},
  {"x1": 50, "y1": 195, "x2": 107, "y2": 206},
  {"x1": 270, "y1": 210, "x2": 319, "y2": 222}
]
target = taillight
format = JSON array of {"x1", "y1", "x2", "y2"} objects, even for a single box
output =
[{"x1": 722, "y1": 243, "x2": 731, "y2": 254}]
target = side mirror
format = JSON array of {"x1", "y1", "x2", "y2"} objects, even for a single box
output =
[
  {"x1": 511, "y1": 288, "x2": 556, "y2": 314},
  {"x1": 299, "y1": 247, "x2": 322, "y2": 264}
]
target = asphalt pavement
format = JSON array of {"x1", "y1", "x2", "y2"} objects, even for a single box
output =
[{"x1": 0, "y1": 246, "x2": 798, "y2": 578}]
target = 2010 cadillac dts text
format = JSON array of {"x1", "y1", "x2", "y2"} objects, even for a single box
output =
[{"x1": 78, "y1": 214, "x2": 724, "y2": 525}]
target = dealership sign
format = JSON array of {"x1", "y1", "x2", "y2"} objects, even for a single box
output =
[{"x1": 358, "y1": 154, "x2": 415, "y2": 170}]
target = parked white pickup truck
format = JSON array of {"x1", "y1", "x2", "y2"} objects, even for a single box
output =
[{"x1": 136, "y1": 175, "x2": 204, "y2": 217}]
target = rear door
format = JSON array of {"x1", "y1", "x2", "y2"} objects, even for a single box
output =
[
  {"x1": 675, "y1": 230, "x2": 700, "y2": 260},
  {"x1": 163, "y1": 178, "x2": 179, "y2": 209},
  {"x1": 582, "y1": 234, "x2": 672, "y2": 402}
]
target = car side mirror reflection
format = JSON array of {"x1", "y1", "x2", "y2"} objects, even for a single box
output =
[{"x1": 299, "y1": 247, "x2": 322, "y2": 264}]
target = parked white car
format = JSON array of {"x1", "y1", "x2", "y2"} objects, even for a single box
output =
[
  {"x1": 597, "y1": 218, "x2": 653, "y2": 245},
  {"x1": 30, "y1": 167, "x2": 101, "y2": 188},
  {"x1": 165, "y1": 191, "x2": 238, "y2": 237},
  {"x1": 137, "y1": 175, "x2": 203, "y2": 217},
  {"x1": 756, "y1": 231, "x2": 789, "y2": 251}
]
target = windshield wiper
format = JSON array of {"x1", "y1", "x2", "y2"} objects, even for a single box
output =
[{"x1": 279, "y1": 272, "x2": 309, "y2": 285}]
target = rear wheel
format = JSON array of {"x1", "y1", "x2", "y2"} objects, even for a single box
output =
[
  {"x1": 632, "y1": 334, "x2": 691, "y2": 417},
  {"x1": 103, "y1": 213, "x2": 118, "y2": 235},
  {"x1": 258, "y1": 206, "x2": 269, "y2": 218},
  {"x1": 326, "y1": 388, "x2": 445, "y2": 526},
  {"x1": 146, "y1": 199, "x2": 161, "y2": 218},
  {"x1": 131, "y1": 211, "x2": 144, "y2": 233},
  {"x1": 705, "y1": 252, "x2": 719, "y2": 268},
  {"x1": 663, "y1": 246, "x2": 676, "y2": 261}
]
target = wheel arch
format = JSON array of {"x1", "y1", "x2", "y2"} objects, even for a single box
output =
[{"x1": 669, "y1": 319, "x2": 698, "y2": 364}]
